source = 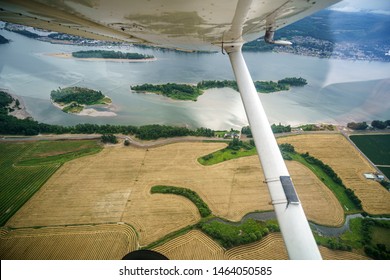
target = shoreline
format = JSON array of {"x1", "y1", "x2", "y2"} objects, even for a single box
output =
[
  {"x1": 0, "y1": 89, "x2": 32, "y2": 119},
  {"x1": 50, "y1": 98, "x2": 117, "y2": 117},
  {"x1": 46, "y1": 52, "x2": 157, "y2": 63}
]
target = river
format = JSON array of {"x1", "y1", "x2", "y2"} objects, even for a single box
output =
[{"x1": 1, "y1": 29, "x2": 389, "y2": 130}]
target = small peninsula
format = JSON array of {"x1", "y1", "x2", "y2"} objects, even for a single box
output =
[
  {"x1": 51, "y1": 86, "x2": 115, "y2": 116},
  {"x1": 131, "y1": 77, "x2": 307, "y2": 101}
]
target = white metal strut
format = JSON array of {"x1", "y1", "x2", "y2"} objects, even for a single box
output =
[{"x1": 225, "y1": 43, "x2": 322, "y2": 260}]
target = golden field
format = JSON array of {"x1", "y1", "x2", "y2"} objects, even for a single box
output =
[
  {"x1": 0, "y1": 224, "x2": 137, "y2": 259},
  {"x1": 278, "y1": 134, "x2": 390, "y2": 215},
  {"x1": 155, "y1": 230, "x2": 369, "y2": 260},
  {"x1": 2, "y1": 133, "x2": 387, "y2": 260},
  {"x1": 6, "y1": 142, "x2": 344, "y2": 246}
]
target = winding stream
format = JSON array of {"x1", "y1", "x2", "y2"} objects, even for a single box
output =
[{"x1": 206, "y1": 212, "x2": 390, "y2": 237}]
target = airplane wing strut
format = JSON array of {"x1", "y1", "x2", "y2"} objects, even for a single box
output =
[{"x1": 225, "y1": 42, "x2": 322, "y2": 260}]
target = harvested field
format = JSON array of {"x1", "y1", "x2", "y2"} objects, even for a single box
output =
[
  {"x1": 0, "y1": 224, "x2": 137, "y2": 259},
  {"x1": 155, "y1": 231, "x2": 368, "y2": 260},
  {"x1": 286, "y1": 161, "x2": 344, "y2": 226},
  {"x1": 278, "y1": 134, "x2": 390, "y2": 215},
  {"x1": 154, "y1": 230, "x2": 224, "y2": 260},
  {"x1": 319, "y1": 247, "x2": 370, "y2": 260},
  {"x1": 226, "y1": 233, "x2": 288, "y2": 260},
  {"x1": 7, "y1": 142, "x2": 344, "y2": 246}
]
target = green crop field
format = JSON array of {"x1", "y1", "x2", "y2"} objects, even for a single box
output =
[
  {"x1": 0, "y1": 140, "x2": 102, "y2": 226},
  {"x1": 350, "y1": 134, "x2": 390, "y2": 178}
]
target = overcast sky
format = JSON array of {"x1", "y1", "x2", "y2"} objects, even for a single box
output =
[{"x1": 330, "y1": 0, "x2": 390, "y2": 15}]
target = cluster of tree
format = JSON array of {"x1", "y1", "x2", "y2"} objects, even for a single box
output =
[
  {"x1": 0, "y1": 91, "x2": 15, "y2": 115},
  {"x1": 51, "y1": 87, "x2": 106, "y2": 105},
  {"x1": 227, "y1": 137, "x2": 254, "y2": 151},
  {"x1": 0, "y1": 35, "x2": 10, "y2": 44},
  {"x1": 198, "y1": 78, "x2": 306, "y2": 93},
  {"x1": 361, "y1": 219, "x2": 390, "y2": 260},
  {"x1": 371, "y1": 120, "x2": 390, "y2": 129},
  {"x1": 72, "y1": 50, "x2": 153, "y2": 60},
  {"x1": 241, "y1": 126, "x2": 252, "y2": 137},
  {"x1": 100, "y1": 134, "x2": 118, "y2": 144},
  {"x1": 299, "y1": 124, "x2": 335, "y2": 131},
  {"x1": 347, "y1": 120, "x2": 390, "y2": 130},
  {"x1": 197, "y1": 80, "x2": 238, "y2": 91},
  {"x1": 278, "y1": 77, "x2": 307, "y2": 86},
  {"x1": 271, "y1": 123, "x2": 291, "y2": 133},
  {"x1": 151, "y1": 185, "x2": 211, "y2": 217},
  {"x1": 279, "y1": 143, "x2": 295, "y2": 160},
  {"x1": 241, "y1": 124, "x2": 291, "y2": 137},
  {"x1": 131, "y1": 83, "x2": 202, "y2": 101},
  {"x1": 301, "y1": 152, "x2": 362, "y2": 209},
  {"x1": 347, "y1": 122, "x2": 368, "y2": 130},
  {"x1": 199, "y1": 219, "x2": 279, "y2": 249},
  {"x1": 325, "y1": 239, "x2": 352, "y2": 251}
]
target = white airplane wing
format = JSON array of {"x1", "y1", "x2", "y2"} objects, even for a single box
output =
[
  {"x1": 1, "y1": 0, "x2": 339, "y2": 51},
  {"x1": 0, "y1": 0, "x2": 341, "y2": 259}
]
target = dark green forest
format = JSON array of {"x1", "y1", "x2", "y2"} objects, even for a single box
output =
[
  {"x1": 50, "y1": 87, "x2": 106, "y2": 105},
  {"x1": 72, "y1": 50, "x2": 153, "y2": 59}
]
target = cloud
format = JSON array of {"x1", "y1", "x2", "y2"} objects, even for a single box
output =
[{"x1": 329, "y1": 0, "x2": 390, "y2": 15}]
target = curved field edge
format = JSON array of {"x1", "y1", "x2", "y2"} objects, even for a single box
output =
[
  {"x1": 0, "y1": 223, "x2": 137, "y2": 259},
  {"x1": 153, "y1": 230, "x2": 369, "y2": 260},
  {"x1": 149, "y1": 185, "x2": 280, "y2": 250},
  {"x1": 150, "y1": 185, "x2": 211, "y2": 217},
  {"x1": 0, "y1": 140, "x2": 102, "y2": 226},
  {"x1": 197, "y1": 136, "x2": 379, "y2": 214}
]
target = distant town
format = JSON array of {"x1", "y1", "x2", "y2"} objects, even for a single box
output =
[{"x1": 1, "y1": 9, "x2": 390, "y2": 62}]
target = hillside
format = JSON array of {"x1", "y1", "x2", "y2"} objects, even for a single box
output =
[{"x1": 243, "y1": 10, "x2": 390, "y2": 61}]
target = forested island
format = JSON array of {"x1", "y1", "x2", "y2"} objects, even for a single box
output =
[
  {"x1": 51, "y1": 86, "x2": 112, "y2": 114},
  {"x1": 72, "y1": 50, "x2": 154, "y2": 60},
  {"x1": 131, "y1": 77, "x2": 307, "y2": 101}
]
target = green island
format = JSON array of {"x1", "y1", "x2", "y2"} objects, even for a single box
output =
[
  {"x1": 131, "y1": 77, "x2": 307, "y2": 101},
  {"x1": 72, "y1": 50, "x2": 154, "y2": 60},
  {"x1": 50, "y1": 86, "x2": 112, "y2": 114}
]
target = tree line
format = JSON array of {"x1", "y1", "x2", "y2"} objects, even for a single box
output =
[
  {"x1": 241, "y1": 123, "x2": 291, "y2": 137},
  {"x1": 347, "y1": 120, "x2": 390, "y2": 130},
  {"x1": 0, "y1": 116, "x2": 215, "y2": 139},
  {"x1": 72, "y1": 50, "x2": 154, "y2": 60},
  {"x1": 300, "y1": 152, "x2": 362, "y2": 210},
  {"x1": 151, "y1": 185, "x2": 211, "y2": 218}
]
